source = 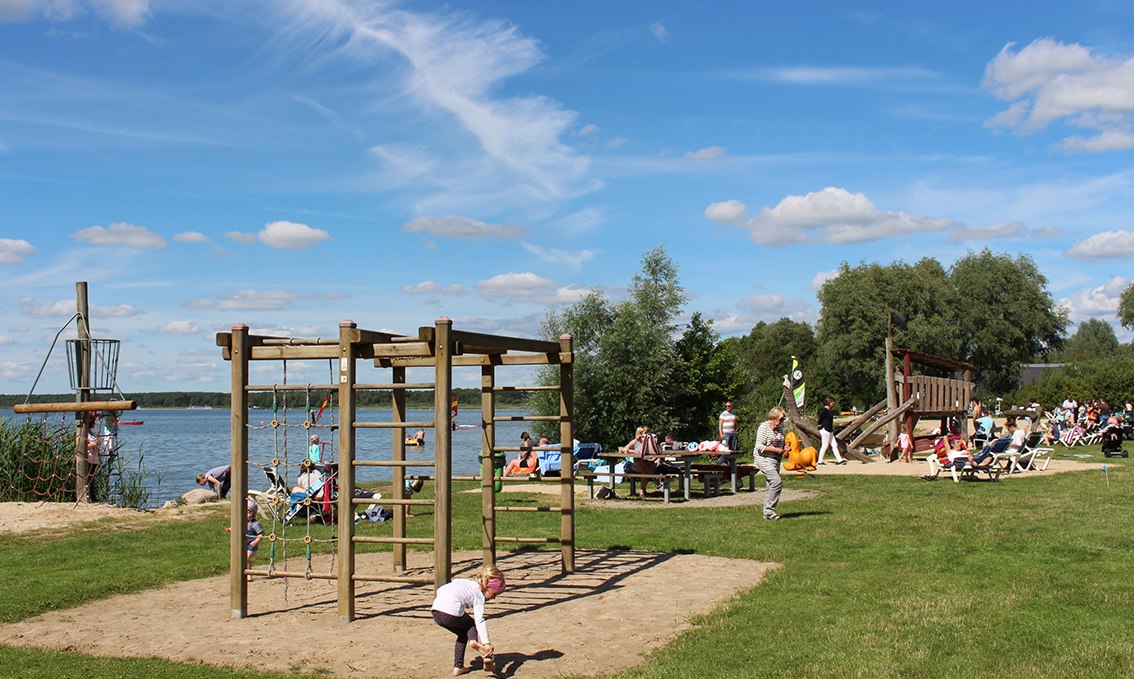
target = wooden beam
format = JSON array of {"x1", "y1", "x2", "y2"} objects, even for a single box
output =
[
  {"x1": 14, "y1": 400, "x2": 138, "y2": 414},
  {"x1": 833, "y1": 400, "x2": 888, "y2": 441},
  {"x1": 449, "y1": 329, "x2": 560, "y2": 354},
  {"x1": 848, "y1": 397, "x2": 917, "y2": 451}
]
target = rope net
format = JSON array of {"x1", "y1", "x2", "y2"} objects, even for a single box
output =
[{"x1": 247, "y1": 360, "x2": 339, "y2": 596}]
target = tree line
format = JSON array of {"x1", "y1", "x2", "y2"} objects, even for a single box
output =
[{"x1": 530, "y1": 245, "x2": 1134, "y2": 452}]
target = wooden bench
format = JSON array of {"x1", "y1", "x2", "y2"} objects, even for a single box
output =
[
  {"x1": 690, "y1": 463, "x2": 756, "y2": 492},
  {"x1": 582, "y1": 472, "x2": 681, "y2": 502}
]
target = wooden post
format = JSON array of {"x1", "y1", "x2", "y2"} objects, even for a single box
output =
[
  {"x1": 74, "y1": 281, "x2": 91, "y2": 503},
  {"x1": 392, "y1": 365, "x2": 408, "y2": 572},
  {"x1": 902, "y1": 351, "x2": 913, "y2": 440},
  {"x1": 433, "y1": 318, "x2": 453, "y2": 590},
  {"x1": 481, "y1": 364, "x2": 496, "y2": 567},
  {"x1": 229, "y1": 324, "x2": 250, "y2": 619},
  {"x1": 337, "y1": 320, "x2": 358, "y2": 623},
  {"x1": 559, "y1": 334, "x2": 575, "y2": 573},
  {"x1": 884, "y1": 334, "x2": 898, "y2": 455}
]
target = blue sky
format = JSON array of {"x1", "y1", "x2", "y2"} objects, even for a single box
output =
[{"x1": 2, "y1": 0, "x2": 1134, "y2": 395}]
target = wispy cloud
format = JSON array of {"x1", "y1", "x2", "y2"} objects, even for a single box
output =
[
  {"x1": 738, "y1": 65, "x2": 941, "y2": 87},
  {"x1": 705, "y1": 187, "x2": 953, "y2": 245},
  {"x1": 983, "y1": 38, "x2": 1134, "y2": 153},
  {"x1": 521, "y1": 243, "x2": 599, "y2": 269},
  {"x1": 276, "y1": 1, "x2": 591, "y2": 201},
  {"x1": 173, "y1": 231, "x2": 210, "y2": 244},
  {"x1": 0, "y1": 0, "x2": 151, "y2": 27},
  {"x1": 684, "y1": 146, "x2": 728, "y2": 161},
  {"x1": 402, "y1": 280, "x2": 466, "y2": 296},
  {"x1": 184, "y1": 289, "x2": 340, "y2": 311},
  {"x1": 73, "y1": 222, "x2": 165, "y2": 249},
  {"x1": 19, "y1": 296, "x2": 143, "y2": 318},
  {"x1": 158, "y1": 320, "x2": 201, "y2": 335},
  {"x1": 403, "y1": 215, "x2": 525, "y2": 240},
  {"x1": 649, "y1": 22, "x2": 669, "y2": 42}
]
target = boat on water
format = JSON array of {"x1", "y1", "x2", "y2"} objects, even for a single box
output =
[
  {"x1": 118, "y1": 420, "x2": 144, "y2": 425},
  {"x1": 187, "y1": 405, "x2": 214, "y2": 410}
]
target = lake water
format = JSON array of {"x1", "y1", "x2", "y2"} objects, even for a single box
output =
[{"x1": 21, "y1": 407, "x2": 536, "y2": 508}]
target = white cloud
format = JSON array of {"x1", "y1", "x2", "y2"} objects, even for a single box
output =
[
  {"x1": 606, "y1": 136, "x2": 629, "y2": 150},
  {"x1": 521, "y1": 243, "x2": 598, "y2": 269},
  {"x1": 402, "y1": 281, "x2": 466, "y2": 296},
  {"x1": 0, "y1": 238, "x2": 36, "y2": 264},
  {"x1": 258, "y1": 221, "x2": 330, "y2": 249},
  {"x1": 1058, "y1": 276, "x2": 1133, "y2": 321},
  {"x1": 158, "y1": 320, "x2": 201, "y2": 335},
  {"x1": 705, "y1": 187, "x2": 952, "y2": 245},
  {"x1": 403, "y1": 215, "x2": 525, "y2": 240},
  {"x1": 474, "y1": 272, "x2": 588, "y2": 305},
  {"x1": 73, "y1": 222, "x2": 165, "y2": 249},
  {"x1": 368, "y1": 143, "x2": 439, "y2": 184},
  {"x1": 575, "y1": 124, "x2": 599, "y2": 136},
  {"x1": 650, "y1": 22, "x2": 669, "y2": 42},
  {"x1": 983, "y1": 38, "x2": 1134, "y2": 153},
  {"x1": 18, "y1": 296, "x2": 141, "y2": 318},
  {"x1": 185, "y1": 289, "x2": 301, "y2": 311},
  {"x1": 1066, "y1": 230, "x2": 1134, "y2": 259},
  {"x1": 0, "y1": 334, "x2": 12, "y2": 344},
  {"x1": 704, "y1": 199, "x2": 748, "y2": 223},
  {"x1": 811, "y1": 269, "x2": 839, "y2": 291},
  {"x1": 684, "y1": 146, "x2": 728, "y2": 161},
  {"x1": 173, "y1": 231, "x2": 210, "y2": 244},
  {"x1": 225, "y1": 231, "x2": 258, "y2": 245},
  {"x1": 949, "y1": 220, "x2": 1026, "y2": 242}
]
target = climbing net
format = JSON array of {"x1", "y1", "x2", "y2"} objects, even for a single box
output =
[{"x1": 247, "y1": 359, "x2": 339, "y2": 597}]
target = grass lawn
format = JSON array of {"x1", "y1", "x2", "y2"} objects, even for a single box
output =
[{"x1": 1, "y1": 447, "x2": 1132, "y2": 677}]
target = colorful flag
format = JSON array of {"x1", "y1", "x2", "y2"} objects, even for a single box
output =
[
  {"x1": 314, "y1": 394, "x2": 330, "y2": 423},
  {"x1": 451, "y1": 396, "x2": 459, "y2": 419},
  {"x1": 783, "y1": 356, "x2": 805, "y2": 409}
]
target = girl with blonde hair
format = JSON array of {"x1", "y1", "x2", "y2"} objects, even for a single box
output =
[{"x1": 431, "y1": 565, "x2": 506, "y2": 675}]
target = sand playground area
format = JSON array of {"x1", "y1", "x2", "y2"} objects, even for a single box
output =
[{"x1": 0, "y1": 456, "x2": 1102, "y2": 678}]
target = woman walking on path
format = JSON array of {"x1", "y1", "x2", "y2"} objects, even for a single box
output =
[
  {"x1": 816, "y1": 396, "x2": 845, "y2": 465},
  {"x1": 752, "y1": 406, "x2": 789, "y2": 521}
]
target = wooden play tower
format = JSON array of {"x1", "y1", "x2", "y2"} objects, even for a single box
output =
[
  {"x1": 217, "y1": 318, "x2": 575, "y2": 622},
  {"x1": 786, "y1": 339, "x2": 975, "y2": 461}
]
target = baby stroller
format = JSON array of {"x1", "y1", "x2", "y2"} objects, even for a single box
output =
[{"x1": 1102, "y1": 422, "x2": 1128, "y2": 458}]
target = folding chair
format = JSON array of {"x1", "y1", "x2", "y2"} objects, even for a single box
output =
[{"x1": 1015, "y1": 432, "x2": 1055, "y2": 471}]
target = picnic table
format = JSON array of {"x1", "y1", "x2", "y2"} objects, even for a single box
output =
[
  {"x1": 661, "y1": 449, "x2": 749, "y2": 494},
  {"x1": 591, "y1": 449, "x2": 740, "y2": 501}
]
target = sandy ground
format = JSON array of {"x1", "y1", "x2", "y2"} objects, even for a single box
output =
[
  {"x1": 0, "y1": 456, "x2": 1102, "y2": 678},
  {"x1": 0, "y1": 548, "x2": 776, "y2": 679}
]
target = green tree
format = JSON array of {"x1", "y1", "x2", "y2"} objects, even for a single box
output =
[
  {"x1": 949, "y1": 249, "x2": 1066, "y2": 395},
  {"x1": 670, "y1": 312, "x2": 743, "y2": 441},
  {"x1": 1119, "y1": 283, "x2": 1134, "y2": 333},
  {"x1": 814, "y1": 258, "x2": 959, "y2": 407},
  {"x1": 533, "y1": 245, "x2": 688, "y2": 448},
  {"x1": 724, "y1": 318, "x2": 817, "y2": 425},
  {"x1": 1064, "y1": 318, "x2": 1120, "y2": 363},
  {"x1": 593, "y1": 246, "x2": 686, "y2": 440}
]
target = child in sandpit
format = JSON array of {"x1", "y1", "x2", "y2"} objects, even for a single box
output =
[{"x1": 431, "y1": 565, "x2": 505, "y2": 676}]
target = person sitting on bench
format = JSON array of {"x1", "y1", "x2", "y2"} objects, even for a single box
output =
[{"x1": 620, "y1": 426, "x2": 680, "y2": 498}]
